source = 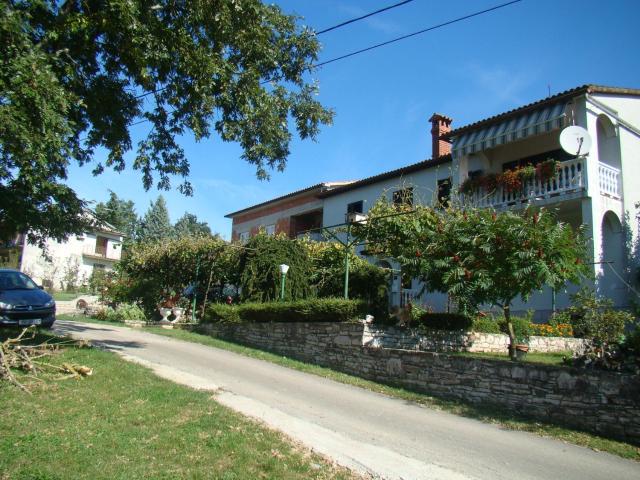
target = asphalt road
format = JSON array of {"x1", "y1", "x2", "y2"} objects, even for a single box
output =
[{"x1": 54, "y1": 320, "x2": 639, "y2": 480}]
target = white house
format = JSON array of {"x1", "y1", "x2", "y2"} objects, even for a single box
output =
[
  {"x1": 226, "y1": 84, "x2": 640, "y2": 318},
  {"x1": 19, "y1": 221, "x2": 125, "y2": 290}
]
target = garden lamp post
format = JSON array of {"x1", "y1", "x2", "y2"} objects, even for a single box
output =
[{"x1": 279, "y1": 264, "x2": 289, "y2": 301}]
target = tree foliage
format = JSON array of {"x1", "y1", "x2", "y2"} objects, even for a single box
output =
[
  {"x1": 116, "y1": 235, "x2": 232, "y2": 315},
  {"x1": 137, "y1": 196, "x2": 172, "y2": 242},
  {"x1": 238, "y1": 232, "x2": 312, "y2": 302},
  {"x1": 173, "y1": 213, "x2": 211, "y2": 238},
  {"x1": 94, "y1": 191, "x2": 138, "y2": 238},
  {"x1": 1, "y1": 0, "x2": 333, "y2": 244},
  {"x1": 301, "y1": 238, "x2": 390, "y2": 319},
  {"x1": 357, "y1": 199, "x2": 589, "y2": 358}
]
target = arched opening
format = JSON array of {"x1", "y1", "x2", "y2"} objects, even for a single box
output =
[
  {"x1": 596, "y1": 114, "x2": 621, "y2": 169},
  {"x1": 599, "y1": 211, "x2": 627, "y2": 307}
]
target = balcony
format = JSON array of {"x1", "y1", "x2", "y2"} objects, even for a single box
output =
[
  {"x1": 82, "y1": 245, "x2": 120, "y2": 261},
  {"x1": 463, "y1": 158, "x2": 587, "y2": 209},
  {"x1": 598, "y1": 162, "x2": 621, "y2": 199}
]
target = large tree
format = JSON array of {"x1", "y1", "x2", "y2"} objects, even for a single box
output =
[
  {"x1": 359, "y1": 199, "x2": 588, "y2": 360},
  {"x1": 173, "y1": 212, "x2": 211, "y2": 238},
  {"x1": 137, "y1": 196, "x2": 172, "y2": 242},
  {"x1": 94, "y1": 191, "x2": 138, "y2": 238},
  {"x1": 0, "y1": 0, "x2": 333, "y2": 245}
]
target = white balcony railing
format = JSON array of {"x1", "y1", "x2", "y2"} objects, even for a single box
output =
[
  {"x1": 464, "y1": 158, "x2": 587, "y2": 208},
  {"x1": 598, "y1": 162, "x2": 621, "y2": 199},
  {"x1": 82, "y1": 245, "x2": 120, "y2": 260}
]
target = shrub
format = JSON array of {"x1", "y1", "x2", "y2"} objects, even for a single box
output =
[
  {"x1": 91, "y1": 303, "x2": 146, "y2": 322},
  {"x1": 302, "y1": 239, "x2": 390, "y2": 320},
  {"x1": 204, "y1": 298, "x2": 365, "y2": 324},
  {"x1": 239, "y1": 233, "x2": 313, "y2": 302},
  {"x1": 624, "y1": 328, "x2": 640, "y2": 353},
  {"x1": 414, "y1": 312, "x2": 472, "y2": 331},
  {"x1": 562, "y1": 288, "x2": 632, "y2": 344},
  {"x1": 498, "y1": 313, "x2": 532, "y2": 344},
  {"x1": 471, "y1": 315, "x2": 501, "y2": 334}
]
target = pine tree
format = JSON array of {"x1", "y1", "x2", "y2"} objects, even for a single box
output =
[
  {"x1": 95, "y1": 191, "x2": 139, "y2": 238},
  {"x1": 138, "y1": 196, "x2": 172, "y2": 242},
  {"x1": 173, "y1": 213, "x2": 211, "y2": 238}
]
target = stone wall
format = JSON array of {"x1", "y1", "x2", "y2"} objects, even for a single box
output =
[
  {"x1": 198, "y1": 321, "x2": 640, "y2": 444},
  {"x1": 361, "y1": 325, "x2": 589, "y2": 354}
]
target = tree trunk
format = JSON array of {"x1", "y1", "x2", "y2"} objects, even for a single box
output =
[{"x1": 504, "y1": 304, "x2": 517, "y2": 361}]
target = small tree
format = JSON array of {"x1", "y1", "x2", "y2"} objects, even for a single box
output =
[
  {"x1": 137, "y1": 196, "x2": 173, "y2": 242},
  {"x1": 95, "y1": 191, "x2": 139, "y2": 239},
  {"x1": 238, "y1": 232, "x2": 312, "y2": 302},
  {"x1": 301, "y1": 239, "x2": 390, "y2": 319},
  {"x1": 360, "y1": 200, "x2": 588, "y2": 359},
  {"x1": 173, "y1": 213, "x2": 212, "y2": 238}
]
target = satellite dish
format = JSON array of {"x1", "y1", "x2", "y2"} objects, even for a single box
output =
[{"x1": 559, "y1": 125, "x2": 592, "y2": 156}]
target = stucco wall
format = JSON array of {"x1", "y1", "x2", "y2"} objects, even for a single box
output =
[
  {"x1": 198, "y1": 321, "x2": 640, "y2": 443},
  {"x1": 20, "y1": 231, "x2": 122, "y2": 289}
]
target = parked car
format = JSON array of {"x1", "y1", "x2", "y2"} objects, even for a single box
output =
[{"x1": 0, "y1": 269, "x2": 56, "y2": 328}]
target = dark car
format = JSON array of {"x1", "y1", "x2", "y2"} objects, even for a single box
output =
[{"x1": 0, "y1": 269, "x2": 56, "y2": 328}]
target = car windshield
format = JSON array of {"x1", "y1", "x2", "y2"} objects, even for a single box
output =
[{"x1": 0, "y1": 271, "x2": 39, "y2": 290}]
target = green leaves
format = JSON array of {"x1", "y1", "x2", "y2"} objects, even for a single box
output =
[
  {"x1": 1, "y1": 0, "x2": 333, "y2": 243},
  {"x1": 360, "y1": 199, "x2": 588, "y2": 315}
]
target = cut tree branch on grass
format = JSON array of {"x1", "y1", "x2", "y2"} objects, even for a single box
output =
[{"x1": 0, "y1": 328, "x2": 93, "y2": 393}]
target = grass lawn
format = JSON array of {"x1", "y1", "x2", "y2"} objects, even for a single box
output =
[
  {"x1": 51, "y1": 291, "x2": 82, "y2": 301},
  {"x1": 450, "y1": 350, "x2": 571, "y2": 365},
  {"x1": 55, "y1": 315, "x2": 640, "y2": 461},
  {"x1": 0, "y1": 328, "x2": 358, "y2": 480}
]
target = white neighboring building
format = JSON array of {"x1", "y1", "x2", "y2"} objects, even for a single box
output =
[{"x1": 19, "y1": 223, "x2": 124, "y2": 290}]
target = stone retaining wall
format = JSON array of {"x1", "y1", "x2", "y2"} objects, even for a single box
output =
[
  {"x1": 198, "y1": 321, "x2": 640, "y2": 444},
  {"x1": 361, "y1": 326, "x2": 589, "y2": 354}
]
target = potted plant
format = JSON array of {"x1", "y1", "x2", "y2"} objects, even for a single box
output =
[
  {"x1": 171, "y1": 297, "x2": 189, "y2": 324},
  {"x1": 158, "y1": 290, "x2": 179, "y2": 324}
]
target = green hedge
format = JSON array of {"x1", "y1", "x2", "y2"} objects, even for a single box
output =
[
  {"x1": 204, "y1": 298, "x2": 366, "y2": 324},
  {"x1": 471, "y1": 316, "x2": 501, "y2": 334},
  {"x1": 415, "y1": 312, "x2": 472, "y2": 330}
]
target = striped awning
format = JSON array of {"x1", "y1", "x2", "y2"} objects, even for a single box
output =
[{"x1": 452, "y1": 102, "x2": 568, "y2": 157}]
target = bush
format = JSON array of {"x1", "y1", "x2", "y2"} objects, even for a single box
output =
[
  {"x1": 498, "y1": 313, "x2": 532, "y2": 343},
  {"x1": 471, "y1": 315, "x2": 501, "y2": 334},
  {"x1": 624, "y1": 328, "x2": 640, "y2": 353},
  {"x1": 302, "y1": 240, "x2": 390, "y2": 320},
  {"x1": 414, "y1": 312, "x2": 472, "y2": 331},
  {"x1": 204, "y1": 298, "x2": 366, "y2": 324},
  {"x1": 562, "y1": 288, "x2": 632, "y2": 344},
  {"x1": 92, "y1": 303, "x2": 146, "y2": 323},
  {"x1": 239, "y1": 233, "x2": 313, "y2": 302}
]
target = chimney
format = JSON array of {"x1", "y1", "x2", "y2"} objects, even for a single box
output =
[{"x1": 429, "y1": 113, "x2": 453, "y2": 159}]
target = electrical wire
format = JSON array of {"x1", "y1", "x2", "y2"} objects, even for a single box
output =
[
  {"x1": 315, "y1": 0, "x2": 523, "y2": 68},
  {"x1": 84, "y1": 1, "x2": 525, "y2": 140},
  {"x1": 315, "y1": 0, "x2": 416, "y2": 35}
]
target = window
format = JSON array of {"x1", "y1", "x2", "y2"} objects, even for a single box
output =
[
  {"x1": 392, "y1": 187, "x2": 413, "y2": 207},
  {"x1": 265, "y1": 224, "x2": 276, "y2": 236},
  {"x1": 347, "y1": 200, "x2": 363, "y2": 214},
  {"x1": 95, "y1": 236, "x2": 108, "y2": 256},
  {"x1": 437, "y1": 178, "x2": 452, "y2": 207},
  {"x1": 238, "y1": 231, "x2": 250, "y2": 242}
]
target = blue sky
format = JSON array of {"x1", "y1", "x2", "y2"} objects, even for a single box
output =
[{"x1": 65, "y1": 0, "x2": 640, "y2": 238}]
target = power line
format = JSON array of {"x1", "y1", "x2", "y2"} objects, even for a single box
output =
[
  {"x1": 316, "y1": 0, "x2": 416, "y2": 35},
  {"x1": 315, "y1": 0, "x2": 523, "y2": 68},
  {"x1": 88, "y1": 0, "x2": 525, "y2": 137},
  {"x1": 131, "y1": 0, "x2": 418, "y2": 101}
]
